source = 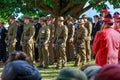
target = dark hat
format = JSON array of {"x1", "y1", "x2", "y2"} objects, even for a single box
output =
[
  {"x1": 34, "y1": 17, "x2": 39, "y2": 20},
  {"x1": 103, "y1": 13, "x2": 113, "y2": 23},
  {"x1": 94, "y1": 15, "x2": 99, "y2": 18},
  {"x1": 67, "y1": 16, "x2": 73, "y2": 21},
  {"x1": 95, "y1": 64, "x2": 120, "y2": 80},
  {"x1": 82, "y1": 14, "x2": 88, "y2": 19},
  {"x1": 102, "y1": 5, "x2": 110, "y2": 13},
  {"x1": 57, "y1": 67, "x2": 87, "y2": 80},
  {"x1": 113, "y1": 12, "x2": 120, "y2": 18}
]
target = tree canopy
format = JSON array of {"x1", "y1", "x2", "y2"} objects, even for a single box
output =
[{"x1": 0, "y1": 0, "x2": 120, "y2": 19}]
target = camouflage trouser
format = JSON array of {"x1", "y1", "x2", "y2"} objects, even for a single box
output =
[
  {"x1": 74, "y1": 46, "x2": 86, "y2": 66},
  {"x1": 38, "y1": 46, "x2": 49, "y2": 67},
  {"x1": 48, "y1": 42, "x2": 54, "y2": 64},
  {"x1": 85, "y1": 40, "x2": 91, "y2": 61},
  {"x1": 22, "y1": 44, "x2": 33, "y2": 64},
  {"x1": 56, "y1": 46, "x2": 67, "y2": 68},
  {"x1": 66, "y1": 41, "x2": 75, "y2": 61}
]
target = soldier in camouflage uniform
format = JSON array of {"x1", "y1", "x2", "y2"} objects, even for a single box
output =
[
  {"x1": 6, "y1": 16, "x2": 18, "y2": 53},
  {"x1": 36, "y1": 17, "x2": 50, "y2": 68},
  {"x1": 82, "y1": 14, "x2": 92, "y2": 62},
  {"x1": 74, "y1": 19, "x2": 88, "y2": 66},
  {"x1": 55, "y1": 16, "x2": 68, "y2": 69},
  {"x1": 20, "y1": 16, "x2": 35, "y2": 63},
  {"x1": 66, "y1": 16, "x2": 75, "y2": 61}
]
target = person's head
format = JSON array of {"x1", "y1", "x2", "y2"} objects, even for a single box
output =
[
  {"x1": 0, "y1": 21, "x2": 4, "y2": 28},
  {"x1": 103, "y1": 13, "x2": 113, "y2": 28},
  {"x1": 93, "y1": 15, "x2": 99, "y2": 22},
  {"x1": 66, "y1": 16, "x2": 73, "y2": 24},
  {"x1": 46, "y1": 16, "x2": 52, "y2": 25},
  {"x1": 40, "y1": 17, "x2": 47, "y2": 26},
  {"x1": 24, "y1": 16, "x2": 30, "y2": 24},
  {"x1": 34, "y1": 17, "x2": 39, "y2": 23},
  {"x1": 16, "y1": 18, "x2": 23, "y2": 26},
  {"x1": 57, "y1": 16, "x2": 64, "y2": 25},
  {"x1": 6, "y1": 51, "x2": 30, "y2": 64},
  {"x1": 78, "y1": 19, "x2": 85, "y2": 27},
  {"x1": 9, "y1": 16, "x2": 15, "y2": 23},
  {"x1": 82, "y1": 14, "x2": 88, "y2": 22},
  {"x1": 99, "y1": 13, "x2": 103, "y2": 20},
  {"x1": 95, "y1": 64, "x2": 120, "y2": 80},
  {"x1": 113, "y1": 12, "x2": 120, "y2": 23},
  {"x1": 116, "y1": 17, "x2": 120, "y2": 27},
  {"x1": 101, "y1": 5, "x2": 110, "y2": 17},
  {"x1": 57, "y1": 67, "x2": 87, "y2": 80}
]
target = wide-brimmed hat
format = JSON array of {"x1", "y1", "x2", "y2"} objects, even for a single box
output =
[
  {"x1": 57, "y1": 16, "x2": 64, "y2": 21},
  {"x1": 103, "y1": 13, "x2": 114, "y2": 23},
  {"x1": 24, "y1": 15, "x2": 30, "y2": 19},
  {"x1": 82, "y1": 14, "x2": 88, "y2": 19},
  {"x1": 78, "y1": 19, "x2": 85, "y2": 24}
]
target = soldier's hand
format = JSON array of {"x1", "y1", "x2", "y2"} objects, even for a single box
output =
[
  {"x1": 35, "y1": 44, "x2": 38, "y2": 48},
  {"x1": 20, "y1": 41, "x2": 23, "y2": 46}
]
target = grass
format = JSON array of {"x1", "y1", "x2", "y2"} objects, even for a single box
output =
[{"x1": 0, "y1": 60, "x2": 95, "y2": 80}]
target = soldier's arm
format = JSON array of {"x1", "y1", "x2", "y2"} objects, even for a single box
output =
[
  {"x1": 70, "y1": 25, "x2": 75, "y2": 39},
  {"x1": 81, "y1": 28, "x2": 87, "y2": 43},
  {"x1": 88, "y1": 22, "x2": 92, "y2": 36},
  {"x1": 28, "y1": 25, "x2": 35, "y2": 40},
  {"x1": 44, "y1": 28, "x2": 50, "y2": 44},
  {"x1": 62, "y1": 26, "x2": 68, "y2": 43}
]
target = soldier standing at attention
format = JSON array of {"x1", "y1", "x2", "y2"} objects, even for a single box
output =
[
  {"x1": 82, "y1": 14, "x2": 92, "y2": 62},
  {"x1": 74, "y1": 19, "x2": 88, "y2": 66},
  {"x1": 66, "y1": 16, "x2": 75, "y2": 61},
  {"x1": 55, "y1": 16, "x2": 68, "y2": 69},
  {"x1": 33, "y1": 17, "x2": 42, "y2": 62},
  {"x1": 20, "y1": 16, "x2": 35, "y2": 64},
  {"x1": 36, "y1": 17, "x2": 50, "y2": 68},
  {"x1": 16, "y1": 18, "x2": 24, "y2": 51},
  {"x1": 46, "y1": 16, "x2": 55, "y2": 65},
  {"x1": 0, "y1": 21, "x2": 7, "y2": 63},
  {"x1": 5, "y1": 16, "x2": 18, "y2": 53}
]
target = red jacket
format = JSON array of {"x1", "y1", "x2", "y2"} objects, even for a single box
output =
[{"x1": 92, "y1": 28, "x2": 120, "y2": 66}]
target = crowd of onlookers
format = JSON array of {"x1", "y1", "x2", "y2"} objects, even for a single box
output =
[{"x1": 1, "y1": 4, "x2": 120, "y2": 80}]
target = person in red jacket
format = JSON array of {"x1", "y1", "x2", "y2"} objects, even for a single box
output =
[{"x1": 92, "y1": 13, "x2": 120, "y2": 66}]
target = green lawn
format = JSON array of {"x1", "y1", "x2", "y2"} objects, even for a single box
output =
[{"x1": 0, "y1": 60, "x2": 95, "y2": 80}]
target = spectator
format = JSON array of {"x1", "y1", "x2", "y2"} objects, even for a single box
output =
[
  {"x1": 57, "y1": 67, "x2": 87, "y2": 80},
  {"x1": 1, "y1": 51, "x2": 42, "y2": 80},
  {"x1": 95, "y1": 64, "x2": 120, "y2": 80}
]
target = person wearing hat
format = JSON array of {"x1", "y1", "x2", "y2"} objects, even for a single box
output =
[
  {"x1": 101, "y1": 5, "x2": 110, "y2": 18},
  {"x1": 33, "y1": 17, "x2": 42, "y2": 62},
  {"x1": 36, "y1": 17, "x2": 50, "y2": 68},
  {"x1": 5, "y1": 16, "x2": 18, "y2": 54},
  {"x1": 92, "y1": 13, "x2": 120, "y2": 66},
  {"x1": 46, "y1": 16, "x2": 55, "y2": 65},
  {"x1": 57, "y1": 67, "x2": 87, "y2": 80},
  {"x1": 95, "y1": 64, "x2": 120, "y2": 80},
  {"x1": 54, "y1": 16, "x2": 68, "y2": 69},
  {"x1": 20, "y1": 16, "x2": 35, "y2": 64},
  {"x1": 74, "y1": 19, "x2": 88, "y2": 66},
  {"x1": 66, "y1": 16, "x2": 75, "y2": 61},
  {"x1": 15, "y1": 18, "x2": 24, "y2": 51},
  {"x1": 113, "y1": 12, "x2": 120, "y2": 30},
  {"x1": 0, "y1": 21, "x2": 7, "y2": 63},
  {"x1": 82, "y1": 14, "x2": 92, "y2": 62}
]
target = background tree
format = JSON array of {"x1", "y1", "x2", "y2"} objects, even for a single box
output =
[{"x1": 0, "y1": 0, "x2": 120, "y2": 19}]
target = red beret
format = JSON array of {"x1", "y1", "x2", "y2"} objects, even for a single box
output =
[{"x1": 95, "y1": 64, "x2": 120, "y2": 80}]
